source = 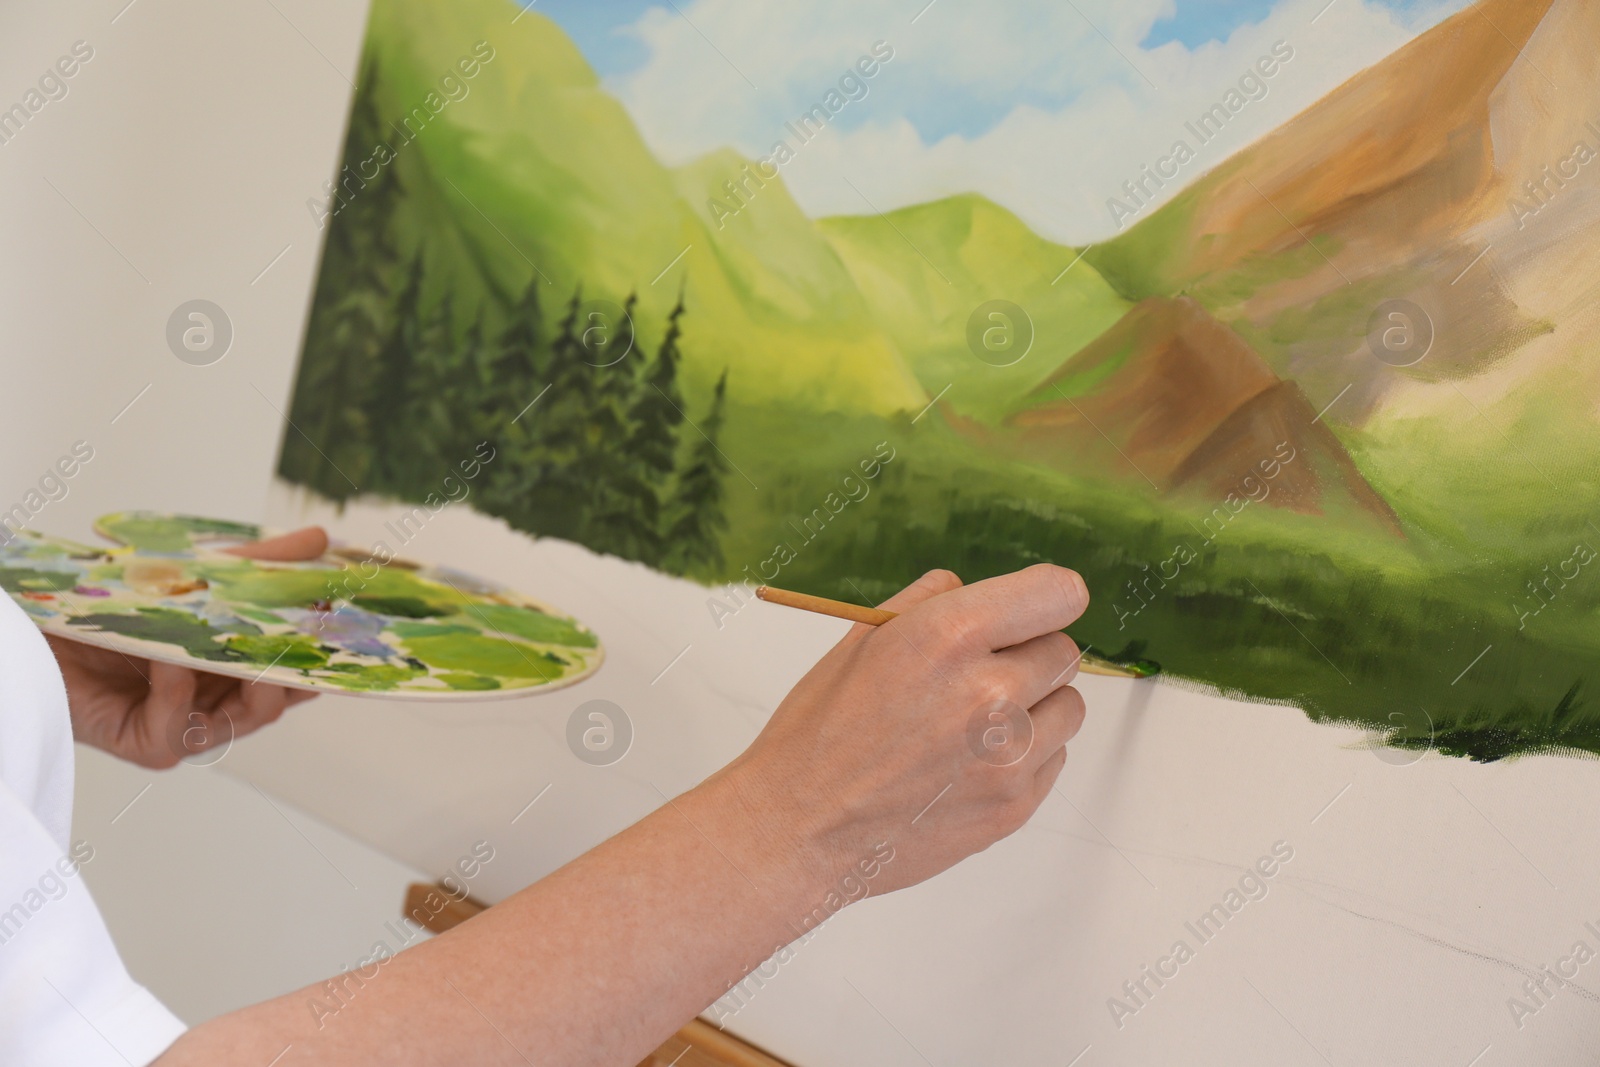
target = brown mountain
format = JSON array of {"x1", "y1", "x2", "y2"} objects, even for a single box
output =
[
  {"x1": 1009, "y1": 298, "x2": 1402, "y2": 531},
  {"x1": 1087, "y1": 0, "x2": 1600, "y2": 430},
  {"x1": 1107, "y1": 0, "x2": 1556, "y2": 290}
]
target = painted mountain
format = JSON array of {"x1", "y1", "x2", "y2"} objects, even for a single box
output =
[{"x1": 279, "y1": 0, "x2": 1600, "y2": 759}]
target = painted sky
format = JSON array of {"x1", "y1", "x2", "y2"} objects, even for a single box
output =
[{"x1": 521, "y1": 0, "x2": 1474, "y2": 244}]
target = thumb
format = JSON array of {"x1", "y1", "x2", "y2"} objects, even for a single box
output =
[{"x1": 223, "y1": 526, "x2": 328, "y2": 562}]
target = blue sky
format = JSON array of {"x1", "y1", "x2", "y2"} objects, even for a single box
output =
[
  {"x1": 514, "y1": 0, "x2": 1475, "y2": 242},
  {"x1": 1143, "y1": 0, "x2": 1454, "y2": 46},
  {"x1": 515, "y1": 0, "x2": 656, "y2": 75},
  {"x1": 527, "y1": 0, "x2": 1461, "y2": 72}
]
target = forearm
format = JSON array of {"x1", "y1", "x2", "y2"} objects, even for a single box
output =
[
  {"x1": 161, "y1": 767, "x2": 829, "y2": 1067},
  {"x1": 156, "y1": 563, "x2": 1090, "y2": 1065}
]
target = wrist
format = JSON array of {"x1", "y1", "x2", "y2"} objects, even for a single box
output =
[{"x1": 679, "y1": 761, "x2": 841, "y2": 912}]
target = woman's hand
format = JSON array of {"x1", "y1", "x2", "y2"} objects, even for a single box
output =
[
  {"x1": 720, "y1": 563, "x2": 1090, "y2": 896},
  {"x1": 160, "y1": 562, "x2": 1092, "y2": 1067},
  {"x1": 50, "y1": 527, "x2": 329, "y2": 769}
]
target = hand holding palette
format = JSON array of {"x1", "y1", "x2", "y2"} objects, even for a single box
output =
[{"x1": 1, "y1": 513, "x2": 602, "y2": 700}]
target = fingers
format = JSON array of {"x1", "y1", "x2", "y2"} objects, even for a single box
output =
[
  {"x1": 1022, "y1": 685, "x2": 1085, "y2": 772},
  {"x1": 224, "y1": 526, "x2": 329, "y2": 562},
  {"x1": 916, "y1": 564, "x2": 1088, "y2": 654},
  {"x1": 847, "y1": 569, "x2": 962, "y2": 640},
  {"x1": 875, "y1": 569, "x2": 963, "y2": 614},
  {"x1": 147, "y1": 660, "x2": 199, "y2": 717},
  {"x1": 992, "y1": 630, "x2": 1080, "y2": 709},
  {"x1": 229, "y1": 680, "x2": 304, "y2": 738},
  {"x1": 1030, "y1": 745, "x2": 1069, "y2": 806},
  {"x1": 148, "y1": 666, "x2": 310, "y2": 757}
]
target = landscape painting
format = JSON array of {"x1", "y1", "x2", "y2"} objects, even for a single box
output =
[{"x1": 278, "y1": 0, "x2": 1600, "y2": 759}]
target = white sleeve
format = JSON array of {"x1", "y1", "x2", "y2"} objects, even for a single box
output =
[{"x1": 0, "y1": 779, "x2": 187, "y2": 1067}]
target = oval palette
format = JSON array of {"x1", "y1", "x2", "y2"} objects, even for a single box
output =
[{"x1": 2, "y1": 512, "x2": 603, "y2": 700}]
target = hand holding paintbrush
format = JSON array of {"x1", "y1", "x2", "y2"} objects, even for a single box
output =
[{"x1": 754, "y1": 584, "x2": 1160, "y2": 679}]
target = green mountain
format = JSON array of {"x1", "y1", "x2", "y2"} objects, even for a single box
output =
[
  {"x1": 359, "y1": 0, "x2": 926, "y2": 415},
  {"x1": 819, "y1": 194, "x2": 1130, "y2": 425}
]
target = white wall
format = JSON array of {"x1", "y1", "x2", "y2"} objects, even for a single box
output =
[
  {"x1": 1, "y1": 0, "x2": 393, "y2": 1028},
  {"x1": 0, "y1": 0, "x2": 367, "y2": 532}
]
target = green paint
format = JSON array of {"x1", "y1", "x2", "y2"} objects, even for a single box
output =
[
  {"x1": 818, "y1": 194, "x2": 1131, "y2": 426},
  {"x1": 439, "y1": 671, "x2": 502, "y2": 691},
  {"x1": 350, "y1": 594, "x2": 455, "y2": 618},
  {"x1": 7, "y1": 515, "x2": 601, "y2": 698},
  {"x1": 235, "y1": 606, "x2": 290, "y2": 625},
  {"x1": 471, "y1": 604, "x2": 597, "y2": 648},
  {"x1": 322, "y1": 662, "x2": 425, "y2": 690},
  {"x1": 198, "y1": 560, "x2": 467, "y2": 614},
  {"x1": 98, "y1": 513, "x2": 261, "y2": 553},
  {"x1": 221, "y1": 633, "x2": 329, "y2": 670},
  {"x1": 69, "y1": 608, "x2": 234, "y2": 660},
  {"x1": 389, "y1": 621, "x2": 479, "y2": 639},
  {"x1": 400, "y1": 631, "x2": 568, "y2": 681},
  {"x1": 86, "y1": 563, "x2": 124, "y2": 585},
  {"x1": 0, "y1": 568, "x2": 79, "y2": 593},
  {"x1": 1084, "y1": 183, "x2": 1203, "y2": 300},
  {"x1": 68, "y1": 610, "x2": 326, "y2": 671},
  {"x1": 1042, "y1": 336, "x2": 1137, "y2": 401}
]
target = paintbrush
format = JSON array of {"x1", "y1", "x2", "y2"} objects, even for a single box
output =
[{"x1": 753, "y1": 586, "x2": 1160, "y2": 679}]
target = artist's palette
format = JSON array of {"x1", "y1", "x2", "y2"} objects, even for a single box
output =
[{"x1": 1, "y1": 513, "x2": 602, "y2": 700}]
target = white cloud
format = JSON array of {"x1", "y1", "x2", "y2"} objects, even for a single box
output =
[{"x1": 608, "y1": 0, "x2": 1469, "y2": 244}]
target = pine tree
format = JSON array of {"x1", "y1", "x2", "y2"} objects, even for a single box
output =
[
  {"x1": 516, "y1": 290, "x2": 591, "y2": 540},
  {"x1": 626, "y1": 294, "x2": 688, "y2": 499},
  {"x1": 579, "y1": 293, "x2": 660, "y2": 560},
  {"x1": 479, "y1": 277, "x2": 546, "y2": 433},
  {"x1": 665, "y1": 369, "x2": 730, "y2": 571},
  {"x1": 366, "y1": 253, "x2": 425, "y2": 493},
  {"x1": 476, "y1": 278, "x2": 550, "y2": 527},
  {"x1": 590, "y1": 293, "x2": 638, "y2": 411},
  {"x1": 402, "y1": 285, "x2": 460, "y2": 487},
  {"x1": 278, "y1": 56, "x2": 403, "y2": 503},
  {"x1": 449, "y1": 307, "x2": 486, "y2": 468}
]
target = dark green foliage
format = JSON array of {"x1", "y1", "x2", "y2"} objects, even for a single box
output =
[
  {"x1": 1401, "y1": 683, "x2": 1594, "y2": 763},
  {"x1": 367, "y1": 253, "x2": 426, "y2": 492},
  {"x1": 665, "y1": 369, "x2": 730, "y2": 571},
  {"x1": 284, "y1": 145, "x2": 729, "y2": 569},
  {"x1": 474, "y1": 279, "x2": 549, "y2": 527},
  {"x1": 277, "y1": 57, "x2": 404, "y2": 502},
  {"x1": 761, "y1": 456, "x2": 1600, "y2": 762},
  {"x1": 277, "y1": 60, "x2": 729, "y2": 566},
  {"x1": 405, "y1": 288, "x2": 467, "y2": 479},
  {"x1": 517, "y1": 291, "x2": 594, "y2": 542},
  {"x1": 627, "y1": 296, "x2": 687, "y2": 492},
  {"x1": 577, "y1": 294, "x2": 665, "y2": 560}
]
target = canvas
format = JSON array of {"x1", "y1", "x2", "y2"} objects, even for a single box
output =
[
  {"x1": 277, "y1": 0, "x2": 1600, "y2": 759},
  {"x1": 1, "y1": 512, "x2": 602, "y2": 698}
]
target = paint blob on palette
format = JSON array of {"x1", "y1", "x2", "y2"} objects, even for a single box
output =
[{"x1": 1, "y1": 513, "x2": 602, "y2": 700}]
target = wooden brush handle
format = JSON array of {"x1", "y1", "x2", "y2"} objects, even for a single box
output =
[{"x1": 754, "y1": 585, "x2": 1150, "y2": 679}]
